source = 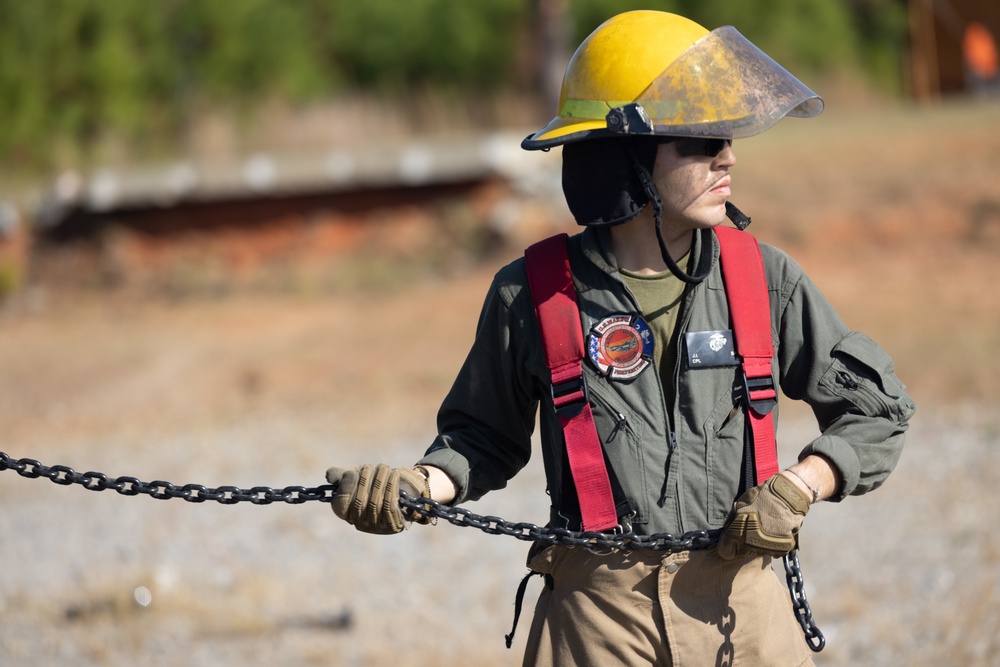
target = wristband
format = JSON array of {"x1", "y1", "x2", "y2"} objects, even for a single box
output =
[{"x1": 785, "y1": 468, "x2": 820, "y2": 504}]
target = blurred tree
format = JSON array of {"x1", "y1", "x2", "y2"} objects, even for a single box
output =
[
  {"x1": 534, "y1": 0, "x2": 571, "y2": 113},
  {"x1": 324, "y1": 1, "x2": 526, "y2": 91},
  {"x1": 847, "y1": 0, "x2": 910, "y2": 95},
  {"x1": 0, "y1": 0, "x2": 911, "y2": 174},
  {"x1": 171, "y1": 0, "x2": 325, "y2": 101},
  {"x1": 568, "y1": 0, "x2": 682, "y2": 44},
  {"x1": 680, "y1": 0, "x2": 859, "y2": 72}
]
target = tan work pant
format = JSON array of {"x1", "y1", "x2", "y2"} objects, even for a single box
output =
[{"x1": 522, "y1": 545, "x2": 814, "y2": 667}]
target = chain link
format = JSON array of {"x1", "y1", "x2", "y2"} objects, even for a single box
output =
[{"x1": 1, "y1": 451, "x2": 823, "y2": 651}]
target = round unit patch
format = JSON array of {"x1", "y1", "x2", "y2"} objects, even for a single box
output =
[{"x1": 587, "y1": 314, "x2": 654, "y2": 380}]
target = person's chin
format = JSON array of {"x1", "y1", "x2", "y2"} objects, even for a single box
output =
[{"x1": 689, "y1": 210, "x2": 728, "y2": 229}]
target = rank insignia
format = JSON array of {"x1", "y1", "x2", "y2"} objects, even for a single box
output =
[{"x1": 587, "y1": 314, "x2": 654, "y2": 380}]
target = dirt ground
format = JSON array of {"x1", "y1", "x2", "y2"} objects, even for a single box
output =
[{"x1": 2, "y1": 97, "x2": 1000, "y2": 666}]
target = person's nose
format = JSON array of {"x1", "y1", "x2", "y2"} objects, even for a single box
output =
[{"x1": 713, "y1": 142, "x2": 736, "y2": 169}]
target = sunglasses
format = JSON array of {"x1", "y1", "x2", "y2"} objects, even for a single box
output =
[{"x1": 664, "y1": 137, "x2": 732, "y2": 158}]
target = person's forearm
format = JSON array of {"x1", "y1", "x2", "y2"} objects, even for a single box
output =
[
  {"x1": 782, "y1": 454, "x2": 840, "y2": 504},
  {"x1": 417, "y1": 465, "x2": 458, "y2": 504}
]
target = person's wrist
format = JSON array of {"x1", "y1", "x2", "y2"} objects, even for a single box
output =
[{"x1": 782, "y1": 468, "x2": 819, "y2": 504}]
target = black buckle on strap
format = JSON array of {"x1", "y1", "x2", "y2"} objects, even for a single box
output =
[
  {"x1": 742, "y1": 372, "x2": 777, "y2": 416},
  {"x1": 550, "y1": 374, "x2": 590, "y2": 419}
]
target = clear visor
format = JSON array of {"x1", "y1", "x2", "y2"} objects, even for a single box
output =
[{"x1": 616, "y1": 26, "x2": 823, "y2": 139}]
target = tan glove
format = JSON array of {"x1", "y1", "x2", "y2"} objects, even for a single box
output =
[
  {"x1": 326, "y1": 463, "x2": 431, "y2": 535},
  {"x1": 718, "y1": 473, "x2": 811, "y2": 560}
]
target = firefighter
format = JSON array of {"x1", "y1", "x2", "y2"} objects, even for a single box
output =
[{"x1": 327, "y1": 11, "x2": 915, "y2": 665}]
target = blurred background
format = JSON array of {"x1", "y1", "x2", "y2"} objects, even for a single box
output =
[{"x1": 1, "y1": 1, "x2": 998, "y2": 666}]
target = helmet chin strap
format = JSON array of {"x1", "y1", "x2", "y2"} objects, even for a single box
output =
[{"x1": 632, "y1": 159, "x2": 713, "y2": 285}]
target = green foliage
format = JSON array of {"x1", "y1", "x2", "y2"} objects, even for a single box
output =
[
  {"x1": 0, "y1": 0, "x2": 331, "y2": 168},
  {"x1": 568, "y1": 0, "x2": 683, "y2": 43},
  {"x1": 0, "y1": 0, "x2": 910, "y2": 172},
  {"x1": 682, "y1": 0, "x2": 860, "y2": 72},
  {"x1": 325, "y1": 1, "x2": 527, "y2": 90},
  {"x1": 0, "y1": 0, "x2": 531, "y2": 170},
  {"x1": 847, "y1": 0, "x2": 911, "y2": 94},
  {"x1": 170, "y1": 1, "x2": 327, "y2": 101}
]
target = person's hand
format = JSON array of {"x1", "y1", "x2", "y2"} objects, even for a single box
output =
[
  {"x1": 718, "y1": 473, "x2": 810, "y2": 560},
  {"x1": 325, "y1": 464, "x2": 431, "y2": 534}
]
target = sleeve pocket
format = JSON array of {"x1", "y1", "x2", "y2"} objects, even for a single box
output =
[{"x1": 819, "y1": 331, "x2": 913, "y2": 420}]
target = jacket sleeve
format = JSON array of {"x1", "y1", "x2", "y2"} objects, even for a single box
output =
[
  {"x1": 416, "y1": 265, "x2": 541, "y2": 504},
  {"x1": 770, "y1": 248, "x2": 917, "y2": 500}
]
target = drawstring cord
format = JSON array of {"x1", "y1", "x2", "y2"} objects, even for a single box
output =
[{"x1": 505, "y1": 570, "x2": 548, "y2": 649}]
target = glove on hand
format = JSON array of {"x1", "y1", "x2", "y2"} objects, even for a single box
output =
[
  {"x1": 718, "y1": 473, "x2": 811, "y2": 560},
  {"x1": 326, "y1": 464, "x2": 431, "y2": 535}
]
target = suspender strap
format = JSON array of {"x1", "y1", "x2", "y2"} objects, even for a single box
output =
[
  {"x1": 524, "y1": 234, "x2": 619, "y2": 531},
  {"x1": 714, "y1": 226, "x2": 780, "y2": 483}
]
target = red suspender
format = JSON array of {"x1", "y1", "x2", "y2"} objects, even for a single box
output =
[
  {"x1": 524, "y1": 234, "x2": 619, "y2": 531},
  {"x1": 714, "y1": 226, "x2": 780, "y2": 483}
]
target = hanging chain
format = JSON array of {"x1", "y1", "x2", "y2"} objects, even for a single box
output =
[
  {"x1": 1, "y1": 450, "x2": 823, "y2": 651},
  {"x1": 401, "y1": 492, "x2": 824, "y2": 652},
  {"x1": 783, "y1": 549, "x2": 826, "y2": 652}
]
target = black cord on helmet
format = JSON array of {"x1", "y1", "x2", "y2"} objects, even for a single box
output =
[{"x1": 631, "y1": 158, "x2": 713, "y2": 285}]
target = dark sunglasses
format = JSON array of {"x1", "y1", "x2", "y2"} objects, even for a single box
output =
[{"x1": 664, "y1": 137, "x2": 732, "y2": 158}]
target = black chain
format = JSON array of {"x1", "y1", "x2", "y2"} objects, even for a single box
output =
[
  {"x1": 399, "y1": 491, "x2": 722, "y2": 552},
  {"x1": 783, "y1": 549, "x2": 826, "y2": 652},
  {"x1": 0, "y1": 452, "x2": 334, "y2": 505},
  {"x1": 0, "y1": 451, "x2": 823, "y2": 651},
  {"x1": 401, "y1": 493, "x2": 824, "y2": 652},
  {"x1": 0, "y1": 451, "x2": 716, "y2": 549}
]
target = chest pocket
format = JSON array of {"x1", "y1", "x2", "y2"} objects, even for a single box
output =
[
  {"x1": 703, "y1": 377, "x2": 746, "y2": 525},
  {"x1": 585, "y1": 379, "x2": 649, "y2": 525}
]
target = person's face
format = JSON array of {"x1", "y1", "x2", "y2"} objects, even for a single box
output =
[{"x1": 650, "y1": 138, "x2": 736, "y2": 233}]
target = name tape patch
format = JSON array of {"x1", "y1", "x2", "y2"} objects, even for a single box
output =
[{"x1": 685, "y1": 329, "x2": 739, "y2": 367}]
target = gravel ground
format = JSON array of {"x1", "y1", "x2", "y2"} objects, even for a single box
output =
[{"x1": 2, "y1": 403, "x2": 998, "y2": 667}]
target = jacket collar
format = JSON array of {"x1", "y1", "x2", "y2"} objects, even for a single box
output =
[{"x1": 578, "y1": 225, "x2": 720, "y2": 280}]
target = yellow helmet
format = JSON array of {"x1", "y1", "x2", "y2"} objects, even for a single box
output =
[{"x1": 522, "y1": 10, "x2": 823, "y2": 150}]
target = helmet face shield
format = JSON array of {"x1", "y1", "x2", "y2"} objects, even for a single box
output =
[{"x1": 609, "y1": 26, "x2": 823, "y2": 139}]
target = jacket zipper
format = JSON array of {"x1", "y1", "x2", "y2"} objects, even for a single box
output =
[
  {"x1": 665, "y1": 272, "x2": 701, "y2": 453},
  {"x1": 609, "y1": 412, "x2": 628, "y2": 440},
  {"x1": 837, "y1": 371, "x2": 861, "y2": 390}
]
